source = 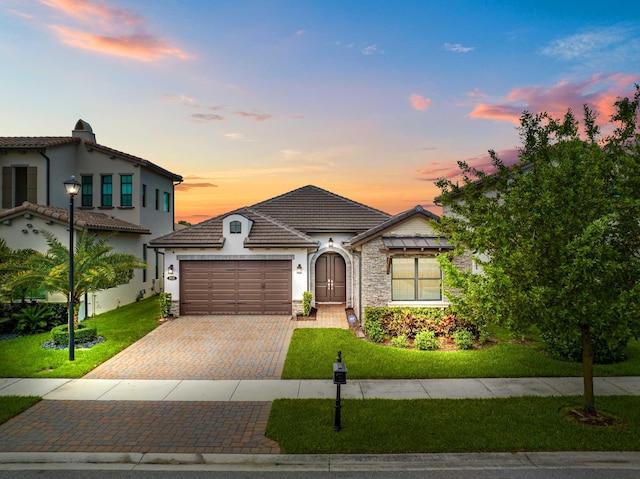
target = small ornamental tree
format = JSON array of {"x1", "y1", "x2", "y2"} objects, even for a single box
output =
[
  {"x1": 432, "y1": 87, "x2": 640, "y2": 416},
  {"x1": 8, "y1": 230, "x2": 148, "y2": 327}
]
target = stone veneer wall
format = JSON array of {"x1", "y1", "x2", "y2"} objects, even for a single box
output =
[
  {"x1": 359, "y1": 237, "x2": 391, "y2": 318},
  {"x1": 292, "y1": 299, "x2": 303, "y2": 316}
]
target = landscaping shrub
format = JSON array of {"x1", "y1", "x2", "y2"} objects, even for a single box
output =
[
  {"x1": 302, "y1": 291, "x2": 313, "y2": 316},
  {"x1": 363, "y1": 318, "x2": 386, "y2": 343},
  {"x1": 541, "y1": 325, "x2": 629, "y2": 364},
  {"x1": 390, "y1": 334, "x2": 410, "y2": 348},
  {"x1": 452, "y1": 329, "x2": 475, "y2": 350},
  {"x1": 159, "y1": 292, "x2": 172, "y2": 318},
  {"x1": 13, "y1": 304, "x2": 57, "y2": 335},
  {"x1": 414, "y1": 329, "x2": 439, "y2": 350},
  {"x1": 51, "y1": 324, "x2": 98, "y2": 345}
]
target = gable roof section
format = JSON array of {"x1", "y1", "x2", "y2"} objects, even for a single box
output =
[
  {"x1": 348, "y1": 205, "x2": 446, "y2": 248},
  {"x1": 251, "y1": 185, "x2": 391, "y2": 234},
  {"x1": 0, "y1": 136, "x2": 182, "y2": 182},
  {"x1": 0, "y1": 202, "x2": 150, "y2": 234},
  {"x1": 83, "y1": 141, "x2": 182, "y2": 182},
  {"x1": 149, "y1": 207, "x2": 319, "y2": 248}
]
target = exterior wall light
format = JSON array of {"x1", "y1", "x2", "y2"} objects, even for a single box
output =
[
  {"x1": 168, "y1": 264, "x2": 174, "y2": 275},
  {"x1": 296, "y1": 264, "x2": 302, "y2": 274},
  {"x1": 328, "y1": 238, "x2": 333, "y2": 248}
]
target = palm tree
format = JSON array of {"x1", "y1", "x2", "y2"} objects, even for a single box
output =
[
  {"x1": 0, "y1": 238, "x2": 38, "y2": 302},
  {"x1": 8, "y1": 230, "x2": 147, "y2": 327}
]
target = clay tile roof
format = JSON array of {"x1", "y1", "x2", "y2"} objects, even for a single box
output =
[
  {"x1": 149, "y1": 207, "x2": 318, "y2": 248},
  {"x1": 0, "y1": 202, "x2": 150, "y2": 234},
  {"x1": 150, "y1": 212, "x2": 226, "y2": 247},
  {"x1": 0, "y1": 137, "x2": 80, "y2": 149},
  {"x1": 149, "y1": 185, "x2": 392, "y2": 249},
  {"x1": 242, "y1": 208, "x2": 318, "y2": 247},
  {"x1": 250, "y1": 185, "x2": 391, "y2": 233}
]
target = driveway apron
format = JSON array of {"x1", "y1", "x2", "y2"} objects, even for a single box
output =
[{"x1": 84, "y1": 314, "x2": 299, "y2": 380}]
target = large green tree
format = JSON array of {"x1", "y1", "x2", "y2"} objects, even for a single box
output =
[
  {"x1": 433, "y1": 88, "x2": 640, "y2": 415},
  {"x1": 8, "y1": 230, "x2": 147, "y2": 326}
]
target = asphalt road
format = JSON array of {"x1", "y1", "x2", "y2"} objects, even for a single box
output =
[{"x1": 1, "y1": 469, "x2": 639, "y2": 478}]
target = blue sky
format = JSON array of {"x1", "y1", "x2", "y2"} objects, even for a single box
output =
[{"x1": 1, "y1": 0, "x2": 639, "y2": 223}]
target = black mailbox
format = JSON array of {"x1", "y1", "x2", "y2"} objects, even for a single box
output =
[{"x1": 333, "y1": 362, "x2": 347, "y2": 385}]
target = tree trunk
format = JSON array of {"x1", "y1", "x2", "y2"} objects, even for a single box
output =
[{"x1": 580, "y1": 323, "x2": 596, "y2": 415}]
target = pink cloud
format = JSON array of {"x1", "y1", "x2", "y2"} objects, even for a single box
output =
[
  {"x1": 409, "y1": 94, "x2": 432, "y2": 111},
  {"x1": 468, "y1": 73, "x2": 640, "y2": 125},
  {"x1": 50, "y1": 25, "x2": 190, "y2": 61},
  {"x1": 39, "y1": 0, "x2": 143, "y2": 28},
  {"x1": 39, "y1": 0, "x2": 190, "y2": 62}
]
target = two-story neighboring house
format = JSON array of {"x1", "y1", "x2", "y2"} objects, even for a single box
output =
[{"x1": 0, "y1": 119, "x2": 182, "y2": 318}]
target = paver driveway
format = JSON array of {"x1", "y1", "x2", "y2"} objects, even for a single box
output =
[{"x1": 84, "y1": 308, "x2": 347, "y2": 380}]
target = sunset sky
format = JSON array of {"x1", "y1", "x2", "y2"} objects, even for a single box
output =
[{"x1": 1, "y1": 0, "x2": 639, "y2": 224}]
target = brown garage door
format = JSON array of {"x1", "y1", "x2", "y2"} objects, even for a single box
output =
[{"x1": 180, "y1": 260, "x2": 292, "y2": 315}]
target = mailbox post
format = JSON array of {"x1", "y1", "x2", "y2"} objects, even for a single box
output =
[{"x1": 333, "y1": 350, "x2": 347, "y2": 431}]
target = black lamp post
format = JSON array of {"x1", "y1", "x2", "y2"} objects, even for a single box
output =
[{"x1": 64, "y1": 175, "x2": 81, "y2": 361}]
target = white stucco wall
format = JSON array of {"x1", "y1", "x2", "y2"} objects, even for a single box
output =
[{"x1": 0, "y1": 214, "x2": 152, "y2": 320}]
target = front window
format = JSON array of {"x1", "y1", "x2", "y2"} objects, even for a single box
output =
[
  {"x1": 392, "y1": 257, "x2": 442, "y2": 301},
  {"x1": 81, "y1": 175, "x2": 93, "y2": 207},
  {"x1": 120, "y1": 174, "x2": 132, "y2": 207},
  {"x1": 101, "y1": 175, "x2": 112, "y2": 207}
]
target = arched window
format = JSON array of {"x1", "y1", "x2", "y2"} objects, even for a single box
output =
[{"x1": 230, "y1": 220, "x2": 242, "y2": 234}]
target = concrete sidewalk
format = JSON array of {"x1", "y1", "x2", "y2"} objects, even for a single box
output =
[
  {"x1": 2, "y1": 376, "x2": 640, "y2": 401},
  {"x1": 1, "y1": 376, "x2": 639, "y2": 460}
]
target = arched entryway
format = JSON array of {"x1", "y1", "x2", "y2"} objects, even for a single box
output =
[{"x1": 315, "y1": 252, "x2": 346, "y2": 303}]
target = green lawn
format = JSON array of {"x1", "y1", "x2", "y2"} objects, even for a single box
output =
[
  {"x1": 0, "y1": 396, "x2": 41, "y2": 424},
  {"x1": 0, "y1": 297, "x2": 162, "y2": 378},
  {"x1": 282, "y1": 327, "x2": 640, "y2": 379},
  {"x1": 267, "y1": 396, "x2": 640, "y2": 454}
]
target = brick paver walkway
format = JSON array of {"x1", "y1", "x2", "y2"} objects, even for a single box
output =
[{"x1": 0, "y1": 400, "x2": 280, "y2": 454}]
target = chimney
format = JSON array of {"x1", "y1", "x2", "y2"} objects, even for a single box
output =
[{"x1": 72, "y1": 119, "x2": 96, "y2": 142}]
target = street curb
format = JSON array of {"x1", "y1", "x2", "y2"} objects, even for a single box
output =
[{"x1": 1, "y1": 452, "x2": 640, "y2": 471}]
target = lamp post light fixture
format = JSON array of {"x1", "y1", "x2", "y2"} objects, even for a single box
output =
[{"x1": 64, "y1": 175, "x2": 81, "y2": 361}]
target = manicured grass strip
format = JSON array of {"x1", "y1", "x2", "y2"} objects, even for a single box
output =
[
  {"x1": 282, "y1": 328, "x2": 640, "y2": 379},
  {"x1": 0, "y1": 297, "x2": 162, "y2": 378},
  {"x1": 0, "y1": 396, "x2": 41, "y2": 425},
  {"x1": 267, "y1": 396, "x2": 640, "y2": 454}
]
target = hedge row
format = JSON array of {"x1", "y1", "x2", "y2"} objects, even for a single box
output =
[{"x1": 362, "y1": 307, "x2": 479, "y2": 343}]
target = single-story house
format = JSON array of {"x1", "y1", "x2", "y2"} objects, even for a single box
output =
[{"x1": 150, "y1": 185, "x2": 462, "y2": 319}]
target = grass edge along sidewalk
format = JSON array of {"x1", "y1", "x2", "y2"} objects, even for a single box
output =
[
  {"x1": 0, "y1": 297, "x2": 162, "y2": 379},
  {"x1": 282, "y1": 328, "x2": 640, "y2": 379},
  {"x1": 267, "y1": 396, "x2": 640, "y2": 454}
]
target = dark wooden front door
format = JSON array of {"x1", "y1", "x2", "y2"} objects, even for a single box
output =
[{"x1": 315, "y1": 253, "x2": 346, "y2": 303}]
